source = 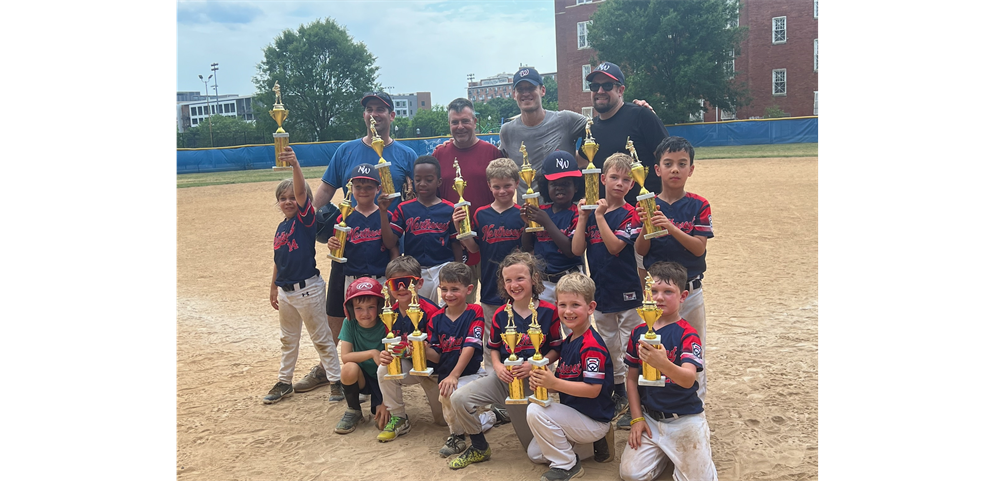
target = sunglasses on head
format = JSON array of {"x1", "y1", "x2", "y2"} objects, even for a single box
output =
[
  {"x1": 588, "y1": 81, "x2": 619, "y2": 92},
  {"x1": 387, "y1": 276, "x2": 421, "y2": 291}
]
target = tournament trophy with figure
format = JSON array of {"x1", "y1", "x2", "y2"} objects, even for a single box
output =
[
  {"x1": 327, "y1": 181, "x2": 353, "y2": 263},
  {"x1": 380, "y1": 284, "x2": 406, "y2": 380},
  {"x1": 370, "y1": 118, "x2": 400, "y2": 199},
  {"x1": 500, "y1": 302, "x2": 528, "y2": 405},
  {"x1": 627, "y1": 137, "x2": 667, "y2": 239},
  {"x1": 526, "y1": 301, "x2": 552, "y2": 406},
  {"x1": 580, "y1": 119, "x2": 601, "y2": 210},
  {"x1": 270, "y1": 82, "x2": 292, "y2": 171},
  {"x1": 520, "y1": 143, "x2": 544, "y2": 233},
  {"x1": 407, "y1": 292, "x2": 434, "y2": 376},
  {"x1": 453, "y1": 158, "x2": 477, "y2": 240},
  {"x1": 637, "y1": 273, "x2": 666, "y2": 386}
]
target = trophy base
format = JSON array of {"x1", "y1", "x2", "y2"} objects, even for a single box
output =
[
  {"x1": 327, "y1": 255, "x2": 348, "y2": 263},
  {"x1": 410, "y1": 368, "x2": 434, "y2": 377},
  {"x1": 580, "y1": 204, "x2": 599, "y2": 210},
  {"x1": 506, "y1": 397, "x2": 530, "y2": 405},
  {"x1": 638, "y1": 375, "x2": 668, "y2": 387},
  {"x1": 272, "y1": 166, "x2": 292, "y2": 172},
  {"x1": 383, "y1": 373, "x2": 408, "y2": 380},
  {"x1": 375, "y1": 161, "x2": 393, "y2": 169},
  {"x1": 384, "y1": 192, "x2": 401, "y2": 199},
  {"x1": 642, "y1": 229, "x2": 668, "y2": 240},
  {"x1": 456, "y1": 231, "x2": 477, "y2": 240},
  {"x1": 528, "y1": 395, "x2": 552, "y2": 407},
  {"x1": 525, "y1": 226, "x2": 544, "y2": 233},
  {"x1": 636, "y1": 192, "x2": 657, "y2": 202},
  {"x1": 581, "y1": 168, "x2": 601, "y2": 175},
  {"x1": 455, "y1": 201, "x2": 471, "y2": 208}
]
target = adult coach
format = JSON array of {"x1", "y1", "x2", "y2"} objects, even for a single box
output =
[
  {"x1": 433, "y1": 98, "x2": 502, "y2": 210},
  {"x1": 294, "y1": 91, "x2": 415, "y2": 394}
]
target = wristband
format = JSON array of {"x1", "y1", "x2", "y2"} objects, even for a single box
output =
[{"x1": 629, "y1": 416, "x2": 645, "y2": 426}]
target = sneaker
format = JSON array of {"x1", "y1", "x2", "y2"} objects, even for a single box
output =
[
  {"x1": 377, "y1": 415, "x2": 411, "y2": 442},
  {"x1": 593, "y1": 424, "x2": 615, "y2": 463},
  {"x1": 540, "y1": 455, "x2": 585, "y2": 481},
  {"x1": 611, "y1": 391, "x2": 629, "y2": 420},
  {"x1": 616, "y1": 411, "x2": 632, "y2": 430},
  {"x1": 293, "y1": 364, "x2": 329, "y2": 393},
  {"x1": 263, "y1": 382, "x2": 293, "y2": 404},
  {"x1": 439, "y1": 433, "x2": 467, "y2": 457},
  {"x1": 492, "y1": 405, "x2": 511, "y2": 425},
  {"x1": 328, "y1": 381, "x2": 345, "y2": 402},
  {"x1": 334, "y1": 409, "x2": 365, "y2": 434},
  {"x1": 448, "y1": 445, "x2": 491, "y2": 469}
]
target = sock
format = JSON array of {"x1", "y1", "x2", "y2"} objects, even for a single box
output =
[
  {"x1": 469, "y1": 433, "x2": 488, "y2": 451},
  {"x1": 342, "y1": 381, "x2": 362, "y2": 411}
]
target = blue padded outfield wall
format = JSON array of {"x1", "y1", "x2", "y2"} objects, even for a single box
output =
[{"x1": 177, "y1": 116, "x2": 817, "y2": 174}]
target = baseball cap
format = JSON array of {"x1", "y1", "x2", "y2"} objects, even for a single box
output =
[
  {"x1": 349, "y1": 163, "x2": 381, "y2": 185},
  {"x1": 542, "y1": 151, "x2": 582, "y2": 181},
  {"x1": 361, "y1": 91, "x2": 394, "y2": 111},
  {"x1": 513, "y1": 67, "x2": 543, "y2": 89},
  {"x1": 343, "y1": 277, "x2": 385, "y2": 313},
  {"x1": 586, "y1": 61, "x2": 625, "y2": 86}
]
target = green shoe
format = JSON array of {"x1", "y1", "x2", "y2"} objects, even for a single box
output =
[
  {"x1": 439, "y1": 433, "x2": 467, "y2": 457},
  {"x1": 377, "y1": 415, "x2": 410, "y2": 442},
  {"x1": 448, "y1": 446, "x2": 491, "y2": 469},
  {"x1": 334, "y1": 409, "x2": 365, "y2": 434}
]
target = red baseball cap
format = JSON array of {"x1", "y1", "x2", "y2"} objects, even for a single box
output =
[{"x1": 343, "y1": 277, "x2": 385, "y2": 313}]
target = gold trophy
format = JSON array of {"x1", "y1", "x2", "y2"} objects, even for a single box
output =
[
  {"x1": 407, "y1": 291, "x2": 434, "y2": 376},
  {"x1": 327, "y1": 181, "x2": 353, "y2": 263},
  {"x1": 580, "y1": 118, "x2": 601, "y2": 211},
  {"x1": 520, "y1": 143, "x2": 544, "y2": 233},
  {"x1": 270, "y1": 82, "x2": 292, "y2": 171},
  {"x1": 637, "y1": 273, "x2": 666, "y2": 386},
  {"x1": 380, "y1": 284, "x2": 406, "y2": 380},
  {"x1": 370, "y1": 118, "x2": 400, "y2": 199},
  {"x1": 452, "y1": 158, "x2": 477, "y2": 240},
  {"x1": 526, "y1": 300, "x2": 552, "y2": 407},
  {"x1": 500, "y1": 302, "x2": 528, "y2": 405},
  {"x1": 627, "y1": 137, "x2": 666, "y2": 239}
]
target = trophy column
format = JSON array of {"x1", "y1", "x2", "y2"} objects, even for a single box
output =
[
  {"x1": 407, "y1": 292, "x2": 434, "y2": 376},
  {"x1": 327, "y1": 181, "x2": 354, "y2": 263},
  {"x1": 525, "y1": 301, "x2": 552, "y2": 407},
  {"x1": 627, "y1": 138, "x2": 667, "y2": 239},
  {"x1": 270, "y1": 82, "x2": 292, "y2": 172},
  {"x1": 636, "y1": 274, "x2": 667, "y2": 386},
  {"x1": 453, "y1": 158, "x2": 477, "y2": 240},
  {"x1": 580, "y1": 119, "x2": 601, "y2": 210},
  {"x1": 500, "y1": 302, "x2": 528, "y2": 404},
  {"x1": 369, "y1": 118, "x2": 400, "y2": 199},
  {"x1": 380, "y1": 284, "x2": 406, "y2": 380},
  {"x1": 519, "y1": 143, "x2": 544, "y2": 233}
]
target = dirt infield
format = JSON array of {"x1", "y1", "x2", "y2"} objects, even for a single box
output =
[{"x1": 177, "y1": 156, "x2": 817, "y2": 480}]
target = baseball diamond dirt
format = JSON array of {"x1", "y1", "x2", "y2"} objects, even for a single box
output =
[{"x1": 177, "y1": 155, "x2": 817, "y2": 480}]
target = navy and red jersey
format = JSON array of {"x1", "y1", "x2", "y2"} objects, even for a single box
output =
[
  {"x1": 555, "y1": 327, "x2": 614, "y2": 424},
  {"x1": 391, "y1": 198, "x2": 457, "y2": 268},
  {"x1": 337, "y1": 209, "x2": 390, "y2": 278},
  {"x1": 642, "y1": 193, "x2": 714, "y2": 280},
  {"x1": 472, "y1": 204, "x2": 526, "y2": 305},
  {"x1": 583, "y1": 204, "x2": 643, "y2": 312},
  {"x1": 533, "y1": 203, "x2": 582, "y2": 275},
  {"x1": 273, "y1": 198, "x2": 320, "y2": 286},
  {"x1": 624, "y1": 321, "x2": 704, "y2": 415},
  {"x1": 427, "y1": 304, "x2": 485, "y2": 382},
  {"x1": 487, "y1": 300, "x2": 562, "y2": 362}
]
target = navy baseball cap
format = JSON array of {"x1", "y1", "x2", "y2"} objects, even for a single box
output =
[
  {"x1": 349, "y1": 163, "x2": 381, "y2": 185},
  {"x1": 542, "y1": 151, "x2": 582, "y2": 181},
  {"x1": 513, "y1": 67, "x2": 543, "y2": 89},
  {"x1": 586, "y1": 61, "x2": 625, "y2": 86},
  {"x1": 361, "y1": 91, "x2": 394, "y2": 111}
]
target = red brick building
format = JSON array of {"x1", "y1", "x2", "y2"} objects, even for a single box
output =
[{"x1": 554, "y1": 0, "x2": 819, "y2": 122}]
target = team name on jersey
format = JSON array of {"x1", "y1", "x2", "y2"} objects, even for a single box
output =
[
  {"x1": 274, "y1": 228, "x2": 299, "y2": 252},
  {"x1": 406, "y1": 217, "x2": 450, "y2": 235},
  {"x1": 480, "y1": 224, "x2": 524, "y2": 243},
  {"x1": 556, "y1": 362, "x2": 583, "y2": 379},
  {"x1": 667, "y1": 219, "x2": 695, "y2": 234},
  {"x1": 350, "y1": 226, "x2": 383, "y2": 243},
  {"x1": 535, "y1": 227, "x2": 569, "y2": 243},
  {"x1": 585, "y1": 224, "x2": 604, "y2": 244}
]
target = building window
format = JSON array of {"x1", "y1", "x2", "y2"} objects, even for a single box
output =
[
  {"x1": 772, "y1": 16, "x2": 786, "y2": 44},
  {"x1": 814, "y1": 0, "x2": 818, "y2": 18},
  {"x1": 192, "y1": 118, "x2": 198, "y2": 125},
  {"x1": 421, "y1": 101, "x2": 425, "y2": 107},
  {"x1": 578, "y1": 21, "x2": 591, "y2": 49},
  {"x1": 814, "y1": 91, "x2": 818, "y2": 115},
  {"x1": 582, "y1": 65, "x2": 592, "y2": 91},
  {"x1": 773, "y1": 69, "x2": 786, "y2": 96},
  {"x1": 581, "y1": 107, "x2": 593, "y2": 118},
  {"x1": 724, "y1": 50, "x2": 735, "y2": 78},
  {"x1": 576, "y1": 0, "x2": 592, "y2": 4},
  {"x1": 720, "y1": 107, "x2": 736, "y2": 120},
  {"x1": 814, "y1": 39, "x2": 818, "y2": 72},
  {"x1": 224, "y1": 103, "x2": 232, "y2": 113},
  {"x1": 689, "y1": 99, "x2": 705, "y2": 122}
]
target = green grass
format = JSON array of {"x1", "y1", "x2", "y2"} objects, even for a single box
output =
[{"x1": 177, "y1": 143, "x2": 817, "y2": 188}]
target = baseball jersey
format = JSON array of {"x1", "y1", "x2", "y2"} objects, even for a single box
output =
[
  {"x1": 321, "y1": 138, "x2": 415, "y2": 211},
  {"x1": 338, "y1": 317, "x2": 389, "y2": 379},
  {"x1": 433, "y1": 139, "x2": 502, "y2": 210},
  {"x1": 473, "y1": 204, "x2": 526, "y2": 305},
  {"x1": 642, "y1": 193, "x2": 714, "y2": 280},
  {"x1": 533, "y1": 203, "x2": 582, "y2": 275},
  {"x1": 555, "y1": 327, "x2": 615, "y2": 424},
  {"x1": 584, "y1": 204, "x2": 643, "y2": 312},
  {"x1": 390, "y1": 198, "x2": 458, "y2": 268},
  {"x1": 337, "y1": 209, "x2": 390, "y2": 277},
  {"x1": 624, "y1": 321, "x2": 704, "y2": 415},
  {"x1": 389, "y1": 297, "x2": 442, "y2": 342},
  {"x1": 427, "y1": 304, "x2": 486, "y2": 382},
  {"x1": 273, "y1": 198, "x2": 320, "y2": 286},
  {"x1": 487, "y1": 300, "x2": 563, "y2": 362}
]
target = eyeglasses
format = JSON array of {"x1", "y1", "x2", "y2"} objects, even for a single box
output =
[
  {"x1": 386, "y1": 276, "x2": 421, "y2": 291},
  {"x1": 588, "y1": 82, "x2": 620, "y2": 92}
]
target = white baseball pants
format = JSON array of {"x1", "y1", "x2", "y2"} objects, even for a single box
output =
[
  {"x1": 277, "y1": 274, "x2": 342, "y2": 384},
  {"x1": 619, "y1": 412, "x2": 717, "y2": 481}
]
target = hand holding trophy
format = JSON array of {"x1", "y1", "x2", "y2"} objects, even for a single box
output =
[
  {"x1": 453, "y1": 158, "x2": 477, "y2": 240},
  {"x1": 327, "y1": 181, "x2": 353, "y2": 263},
  {"x1": 500, "y1": 302, "x2": 528, "y2": 404},
  {"x1": 580, "y1": 118, "x2": 601, "y2": 210},
  {"x1": 637, "y1": 273, "x2": 666, "y2": 386},
  {"x1": 370, "y1": 118, "x2": 400, "y2": 200},
  {"x1": 526, "y1": 300, "x2": 552, "y2": 406},
  {"x1": 627, "y1": 137, "x2": 667, "y2": 239},
  {"x1": 520, "y1": 143, "x2": 544, "y2": 233},
  {"x1": 407, "y1": 291, "x2": 433, "y2": 376},
  {"x1": 380, "y1": 283, "x2": 406, "y2": 380},
  {"x1": 270, "y1": 82, "x2": 292, "y2": 172}
]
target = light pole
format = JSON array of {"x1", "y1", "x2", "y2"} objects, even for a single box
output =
[
  {"x1": 198, "y1": 74, "x2": 214, "y2": 147},
  {"x1": 211, "y1": 62, "x2": 219, "y2": 116}
]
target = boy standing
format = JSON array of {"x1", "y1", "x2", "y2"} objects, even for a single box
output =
[
  {"x1": 326, "y1": 163, "x2": 395, "y2": 288},
  {"x1": 620, "y1": 262, "x2": 716, "y2": 481},
  {"x1": 335, "y1": 278, "x2": 390, "y2": 434}
]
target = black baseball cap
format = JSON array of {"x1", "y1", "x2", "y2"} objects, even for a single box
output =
[
  {"x1": 349, "y1": 163, "x2": 381, "y2": 185},
  {"x1": 361, "y1": 91, "x2": 394, "y2": 111},
  {"x1": 542, "y1": 151, "x2": 582, "y2": 181},
  {"x1": 586, "y1": 61, "x2": 625, "y2": 86},
  {"x1": 513, "y1": 67, "x2": 543, "y2": 89}
]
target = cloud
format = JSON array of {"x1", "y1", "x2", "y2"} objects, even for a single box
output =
[{"x1": 177, "y1": 1, "x2": 265, "y2": 25}]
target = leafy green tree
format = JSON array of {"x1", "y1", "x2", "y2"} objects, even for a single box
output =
[
  {"x1": 411, "y1": 104, "x2": 449, "y2": 137},
  {"x1": 542, "y1": 75, "x2": 558, "y2": 111},
  {"x1": 473, "y1": 101, "x2": 498, "y2": 133},
  {"x1": 588, "y1": 0, "x2": 749, "y2": 125},
  {"x1": 252, "y1": 18, "x2": 381, "y2": 142},
  {"x1": 179, "y1": 115, "x2": 262, "y2": 148},
  {"x1": 488, "y1": 97, "x2": 521, "y2": 123},
  {"x1": 392, "y1": 116, "x2": 412, "y2": 139},
  {"x1": 763, "y1": 104, "x2": 788, "y2": 118}
]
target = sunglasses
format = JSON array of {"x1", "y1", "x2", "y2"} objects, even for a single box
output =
[
  {"x1": 588, "y1": 82, "x2": 619, "y2": 92},
  {"x1": 386, "y1": 276, "x2": 421, "y2": 291}
]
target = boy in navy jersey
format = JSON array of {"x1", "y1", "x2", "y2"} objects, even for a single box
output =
[
  {"x1": 571, "y1": 153, "x2": 644, "y2": 422},
  {"x1": 634, "y1": 137, "x2": 713, "y2": 402},
  {"x1": 620, "y1": 262, "x2": 715, "y2": 481},
  {"x1": 384, "y1": 156, "x2": 462, "y2": 305},
  {"x1": 527, "y1": 273, "x2": 615, "y2": 481},
  {"x1": 264, "y1": 147, "x2": 344, "y2": 405}
]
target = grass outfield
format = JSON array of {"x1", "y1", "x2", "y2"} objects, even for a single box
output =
[{"x1": 177, "y1": 142, "x2": 816, "y2": 188}]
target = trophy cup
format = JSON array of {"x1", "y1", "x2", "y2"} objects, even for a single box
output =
[
  {"x1": 380, "y1": 284, "x2": 407, "y2": 380},
  {"x1": 580, "y1": 119, "x2": 601, "y2": 210},
  {"x1": 407, "y1": 291, "x2": 434, "y2": 376},
  {"x1": 500, "y1": 302, "x2": 529, "y2": 405},
  {"x1": 519, "y1": 143, "x2": 544, "y2": 233},
  {"x1": 627, "y1": 137, "x2": 667, "y2": 239},
  {"x1": 526, "y1": 301, "x2": 552, "y2": 407},
  {"x1": 452, "y1": 158, "x2": 477, "y2": 240},
  {"x1": 270, "y1": 82, "x2": 292, "y2": 172},
  {"x1": 369, "y1": 118, "x2": 400, "y2": 199},
  {"x1": 637, "y1": 273, "x2": 667, "y2": 386},
  {"x1": 327, "y1": 181, "x2": 353, "y2": 263}
]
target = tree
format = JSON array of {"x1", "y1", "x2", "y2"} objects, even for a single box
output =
[
  {"x1": 487, "y1": 97, "x2": 521, "y2": 123},
  {"x1": 252, "y1": 18, "x2": 381, "y2": 142},
  {"x1": 179, "y1": 115, "x2": 262, "y2": 148},
  {"x1": 542, "y1": 75, "x2": 558, "y2": 111},
  {"x1": 588, "y1": 0, "x2": 750, "y2": 125},
  {"x1": 410, "y1": 104, "x2": 449, "y2": 137}
]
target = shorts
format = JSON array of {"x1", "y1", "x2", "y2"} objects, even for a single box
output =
[
  {"x1": 360, "y1": 369, "x2": 384, "y2": 415},
  {"x1": 326, "y1": 261, "x2": 346, "y2": 318}
]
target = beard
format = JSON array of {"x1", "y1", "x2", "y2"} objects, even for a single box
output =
[{"x1": 593, "y1": 98, "x2": 617, "y2": 114}]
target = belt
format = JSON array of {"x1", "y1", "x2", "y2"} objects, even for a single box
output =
[
  {"x1": 545, "y1": 266, "x2": 582, "y2": 283},
  {"x1": 685, "y1": 278, "x2": 702, "y2": 292},
  {"x1": 280, "y1": 280, "x2": 307, "y2": 292},
  {"x1": 644, "y1": 407, "x2": 681, "y2": 421}
]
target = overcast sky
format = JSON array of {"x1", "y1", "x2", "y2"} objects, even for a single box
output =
[{"x1": 177, "y1": 0, "x2": 558, "y2": 105}]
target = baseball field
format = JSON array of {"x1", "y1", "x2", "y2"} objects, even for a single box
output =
[{"x1": 176, "y1": 147, "x2": 818, "y2": 480}]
